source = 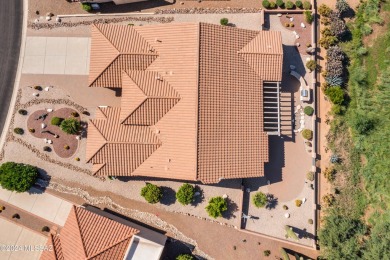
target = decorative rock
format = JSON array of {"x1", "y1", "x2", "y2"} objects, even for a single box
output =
[
  {"x1": 44, "y1": 87, "x2": 50, "y2": 91},
  {"x1": 222, "y1": 194, "x2": 228, "y2": 199},
  {"x1": 47, "y1": 108, "x2": 53, "y2": 112},
  {"x1": 56, "y1": 17, "x2": 61, "y2": 23},
  {"x1": 277, "y1": 13, "x2": 282, "y2": 17},
  {"x1": 44, "y1": 138, "x2": 48, "y2": 143},
  {"x1": 41, "y1": 123, "x2": 46, "y2": 129},
  {"x1": 296, "y1": 42, "x2": 300, "y2": 47},
  {"x1": 34, "y1": 19, "x2": 39, "y2": 23},
  {"x1": 290, "y1": 17, "x2": 294, "y2": 22},
  {"x1": 302, "y1": 198, "x2": 307, "y2": 203},
  {"x1": 284, "y1": 213, "x2": 290, "y2": 218},
  {"x1": 54, "y1": 135, "x2": 59, "y2": 138},
  {"x1": 76, "y1": 136, "x2": 81, "y2": 140},
  {"x1": 301, "y1": 22, "x2": 306, "y2": 28},
  {"x1": 48, "y1": 140, "x2": 53, "y2": 144},
  {"x1": 33, "y1": 93, "x2": 39, "y2": 97},
  {"x1": 46, "y1": 16, "x2": 51, "y2": 21}
]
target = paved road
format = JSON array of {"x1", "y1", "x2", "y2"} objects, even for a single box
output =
[{"x1": 0, "y1": 0, "x2": 23, "y2": 136}]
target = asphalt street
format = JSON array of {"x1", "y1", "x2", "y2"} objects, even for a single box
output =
[{"x1": 0, "y1": 0, "x2": 23, "y2": 137}]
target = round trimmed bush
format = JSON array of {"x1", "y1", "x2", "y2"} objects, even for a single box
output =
[
  {"x1": 325, "y1": 86, "x2": 344, "y2": 105},
  {"x1": 295, "y1": 0, "x2": 303, "y2": 8},
  {"x1": 13, "y1": 128, "x2": 24, "y2": 135},
  {"x1": 295, "y1": 199, "x2": 302, "y2": 207},
  {"x1": 220, "y1": 18, "x2": 229, "y2": 26},
  {"x1": 0, "y1": 162, "x2": 38, "y2": 192},
  {"x1": 205, "y1": 196, "x2": 227, "y2": 218},
  {"x1": 176, "y1": 183, "x2": 195, "y2": 205},
  {"x1": 252, "y1": 192, "x2": 268, "y2": 208},
  {"x1": 42, "y1": 226, "x2": 50, "y2": 232},
  {"x1": 82, "y1": 3, "x2": 92, "y2": 12},
  {"x1": 308, "y1": 219, "x2": 313, "y2": 224},
  {"x1": 262, "y1": 0, "x2": 271, "y2": 8},
  {"x1": 285, "y1": 1, "x2": 295, "y2": 9},
  {"x1": 302, "y1": 129, "x2": 313, "y2": 140},
  {"x1": 141, "y1": 183, "x2": 162, "y2": 204},
  {"x1": 306, "y1": 60, "x2": 317, "y2": 71},
  {"x1": 264, "y1": 250, "x2": 271, "y2": 257},
  {"x1": 303, "y1": 0, "x2": 311, "y2": 9},
  {"x1": 283, "y1": 205, "x2": 288, "y2": 210},
  {"x1": 51, "y1": 117, "x2": 63, "y2": 126},
  {"x1": 18, "y1": 109, "x2": 27, "y2": 115},
  {"x1": 304, "y1": 106, "x2": 314, "y2": 116},
  {"x1": 269, "y1": 1, "x2": 276, "y2": 8},
  {"x1": 60, "y1": 118, "x2": 80, "y2": 135},
  {"x1": 276, "y1": 0, "x2": 285, "y2": 8},
  {"x1": 306, "y1": 171, "x2": 314, "y2": 181}
]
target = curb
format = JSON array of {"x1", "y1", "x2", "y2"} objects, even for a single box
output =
[{"x1": 0, "y1": 0, "x2": 28, "y2": 152}]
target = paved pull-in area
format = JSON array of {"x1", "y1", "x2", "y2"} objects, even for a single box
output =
[
  {"x1": 0, "y1": 187, "x2": 72, "y2": 226},
  {"x1": 0, "y1": 218, "x2": 47, "y2": 260},
  {"x1": 22, "y1": 36, "x2": 90, "y2": 75}
]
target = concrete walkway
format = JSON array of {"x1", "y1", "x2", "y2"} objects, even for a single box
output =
[
  {"x1": 0, "y1": 187, "x2": 72, "y2": 226},
  {"x1": 22, "y1": 36, "x2": 90, "y2": 75},
  {"x1": 0, "y1": 218, "x2": 47, "y2": 260}
]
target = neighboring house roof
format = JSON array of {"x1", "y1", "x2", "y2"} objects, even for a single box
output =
[
  {"x1": 86, "y1": 23, "x2": 283, "y2": 183},
  {"x1": 40, "y1": 206, "x2": 139, "y2": 260}
]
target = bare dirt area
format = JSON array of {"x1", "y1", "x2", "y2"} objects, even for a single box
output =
[{"x1": 29, "y1": 0, "x2": 262, "y2": 21}]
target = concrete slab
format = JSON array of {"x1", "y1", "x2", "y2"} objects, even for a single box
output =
[
  {"x1": 22, "y1": 36, "x2": 90, "y2": 75},
  {"x1": 44, "y1": 55, "x2": 66, "y2": 74},
  {"x1": 45, "y1": 37, "x2": 68, "y2": 56},
  {"x1": 29, "y1": 192, "x2": 62, "y2": 223},
  {"x1": 24, "y1": 37, "x2": 46, "y2": 56},
  {"x1": 8, "y1": 191, "x2": 38, "y2": 212},
  {"x1": 53, "y1": 200, "x2": 73, "y2": 226},
  {"x1": 0, "y1": 219, "x2": 47, "y2": 260},
  {"x1": 65, "y1": 56, "x2": 88, "y2": 75},
  {"x1": 21, "y1": 56, "x2": 45, "y2": 74},
  {"x1": 0, "y1": 188, "x2": 13, "y2": 202}
]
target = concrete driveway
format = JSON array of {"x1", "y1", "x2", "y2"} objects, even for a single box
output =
[
  {"x1": 0, "y1": 187, "x2": 72, "y2": 226},
  {"x1": 22, "y1": 36, "x2": 90, "y2": 75},
  {"x1": 0, "y1": 218, "x2": 47, "y2": 260}
]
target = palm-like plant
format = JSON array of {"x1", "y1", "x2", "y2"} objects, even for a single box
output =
[
  {"x1": 326, "y1": 76, "x2": 344, "y2": 86},
  {"x1": 60, "y1": 118, "x2": 80, "y2": 135}
]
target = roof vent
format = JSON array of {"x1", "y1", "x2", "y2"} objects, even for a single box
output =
[{"x1": 155, "y1": 75, "x2": 162, "y2": 81}]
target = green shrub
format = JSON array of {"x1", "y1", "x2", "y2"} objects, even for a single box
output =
[
  {"x1": 306, "y1": 171, "x2": 314, "y2": 181},
  {"x1": 18, "y1": 109, "x2": 27, "y2": 115},
  {"x1": 353, "y1": 117, "x2": 375, "y2": 135},
  {"x1": 264, "y1": 250, "x2": 271, "y2": 257},
  {"x1": 304, "y1": 106, "x2": 314, "y2": 116},
  {"x1": 325, "y1": 86, "x2": 344, "y2": 105},
  {"x1": 60, "y1": 118, "x2": 80, "y2": 135},
  {"x1": 176, "y1": 254, "x2": 194, "y2": 260},
  {"x1": 336, "y1": 0, "x2": 350, "y2": 13},
  {"x1": 262, "y1": 0, "x2": 271, "y2": 8},
  {"x1": 0, "y1": 162, "x2": 38, "y2": 192},
  {"x1": 295, "y1": 199, "x2": 302, "y2": 207},
  {"x1": 308, "y1": 219, "x2": 313, "y2": 224},
  {"x1": 302, "y1": 129, "x2": 313, "y2": 140},
  {"x1": 306, "y1": 60, "x2": 317, "y2": 71},
  {"x1": 285, "y1": 225, "x2": 299, "y2": 240},
  {"x1": 276, "y1": 0, "x2": 285, "y2": 8},
  {"x1": 295, "y1": 0, "x2": 303, "y2": 8},
  {"x1": 71, "y1": 111, "x2": 79, "y2": 117},
  {"x1": 141, "y1": 183, "x2": 162, "y2": 204},
  {"x1": 42, "y1": 226, "x2": 50, "y2": 232},
  {"x1": 283, "y1": 205, "x2": 288, "y2": 210},
  {"x1": 220, "y1": 18, "x2": 229, "y2": 26},
  {"x1": 331, "y1": 104, "x2": 344, "y2": 115},
  {"x1": 280, "y1": 248, "x2": 290, "y2": 260},
  {"x1": 51, "y1": 117, "x2": 63, "y2": 126},
  {"x1": 252, "y1": 192, "x2": 268, "y2": 208},
  {"x1": 205, "y1": 196, "x2": 227, "y2": 218},
  {"x1": 82, "y1": 3, "x2": 92, "y2": 12},
  {"x1": 323, "y1": 167, "x2": 336, "y2": 182},
  {"x1": 302, "y1": 0, "x2": 311, "y2": 10},
  {"x1": 13, "y1": 128, "x2": 24, "y2": 135},
  {"x1": 318, "y1": 4, "x2": 332, "y2": 16},
  {"x1": 322, "y1": 194, "x2": 335, "y2": 207},
  {"x1": 304, "y1": 10, "x2": 314, "y2": 24},
  {"x1": 176, "y1": 183, "x2": 195, "y2": 205},
  {"x1": 269, "y1": 1, "x2": 276, "y2": 8},
  {"x1": 285, "y1": 1, "x2": 294, "y2": 9}
]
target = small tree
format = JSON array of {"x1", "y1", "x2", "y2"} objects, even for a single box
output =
[
  {"x1": 262, "y1": 0, "x2": 271, "y2": 8},
  {"x1": 306, "y1": 171, "x2": 314, "y2": 181},
  {"x1": 323, "y1": 167, "x2": 336, "y2": 182},
  {"x1": 302, "y1": 129, "x2": 313, "y2": 140},
  {"x1": 252, "y1": 192, "x2": 268, "y2": 208},
  {"x1": 205, "y1": 196, "x2": 227, "y2": 218},
  {"x1": 176, "y1": 183, "x2": 195, "y2": 205},
  {"x1": 276, "y1": 0, "x2": 285, "y2": 8},
  {"x1": 306, "y1": 60, "x2": 317, "y2": 71},
  {"x1": 51, "y1": 117, "x2": 63, "y2": 126},
  {"x1": 0, "y1": 162, "x2": 38, "y2": 192},
  {"x1": 264, "y1": 250, "x2": 271, "y2": 257},
  {"x1": 176, "y1": 254, "x2": 194, "y2": 260},
  {"x1": 318, "y1": 4, "x2": 332, "y2": 17},
  {"x1": 336, "y1": 0, "x2": 350, "y2": 13},
  {"x1": 295, "y1": 0, "x2": 303, "y2": 8},
  {"x1": 295, "y1": 199, "x2": 302, "y2": 207},
  {"x1": 220, "y1": 18, "x2": 229, "y2": 26},
  {"x1": 269, "y1": 1, "x2": 276, "y2": 8},
  {"x1": 82, "y1": 3, "x2": 92, "y2": 12},
  {"x1": 140, "y1": 183, "x2": 162, "y2": 204},
  {"x1": 285, "y1": 225, "x2": 299, "y2": 240},
  {"x1": 322, "y1": 194, "x2": 335, "y2": 207},
  {"x1": 302, "y1": 0, "x2": 311, "y2": 10},
  {"x1": 304, "y1": 106, "x2": 314, "y2": 116},
  {"x1": 285, "y1": 1, "x2": 294, "y2": 9},
  {"x1": 325, "y1": 86, "x2": 344, "y2": 105},
  {"x1": 60, "y1": 118, "x2": 80, "y2": 135}
]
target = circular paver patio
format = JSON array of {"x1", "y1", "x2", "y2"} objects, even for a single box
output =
[{"x1": 27, "y1": 108, "x2": 80, "y2": 158}]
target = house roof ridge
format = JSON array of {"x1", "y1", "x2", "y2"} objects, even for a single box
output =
[
  {"x1": 73, "y1": 205, "x2": 89, "y2": 259},
  {"x1": 93, "y1": 24, "x2": 120, "y2": 52},
  {"x1": 85, "y1": 235, "x2": 135, "y2": 260},
  {"x1": 86, "y1": 120, "x2": 108, "y2": 162}
]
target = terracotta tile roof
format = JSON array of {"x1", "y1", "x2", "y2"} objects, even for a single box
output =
[
  {"x1": 40, "y1": 206, "x2": 139, "y2": 260},
  {"x1": 87, "y1": 23, "x2": 283, "y2": 183}
]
